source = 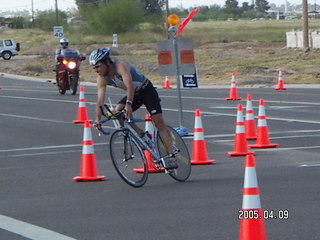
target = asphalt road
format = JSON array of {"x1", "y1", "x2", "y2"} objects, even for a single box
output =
[{"x1": 0, "y1": 75, "x2": 319, "y2": 240}]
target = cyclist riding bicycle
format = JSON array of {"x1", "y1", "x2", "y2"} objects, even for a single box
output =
[{"x1": 89, "y1": 47, "x2": 178, "y2": 169}]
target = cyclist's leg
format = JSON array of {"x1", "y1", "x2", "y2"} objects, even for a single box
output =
[
  {"x1": 138, "y1": 82, "x2": 177, "y2": 168},
  {"x1": 151, "y1": 113, "x2": 173, "y2": 153},
  {"x1": 151, "y1": 113, "x2": 177, "y2": 169}
]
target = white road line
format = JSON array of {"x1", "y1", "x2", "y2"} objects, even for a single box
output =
[
  {"x1": 162, "y1": 95, "x2": 320, "y2": 106},
  {"x1": 205, "y1": 107, "x2": 320, "y2": 124},
  {"x1": 0, "y1": 142, "x2": 109, "y2": 153},
  {"x1": 0, "y1": 95, "x2": 96, "y2": 106},
  {"x1": 271, "y1": 134, "x2": 320, "y2": 139},
  {"x1": 299, "y1": 163, "x2": 320, "y2": 168},
  {"x1": 0, "y1": 144, "x2": 81, "y2": 153},
  {"x1": 0, "y1": 113, "x2": 71, "y2": 123},
  {"x1": 269, "y1": 106, "x2": 308, "y2": 109},
  {"x1": 0, "y1": 95, "x2": 77, "y2": 104},
  {"x1": 8, "y1": 150, "x2": 82, "y2": 158},
  {"x1": 253, "y1": 145, "x2": 320, "y2": 151},
  {"x1": 0, "y1": 215, "x2": 77, "y2": 240}
]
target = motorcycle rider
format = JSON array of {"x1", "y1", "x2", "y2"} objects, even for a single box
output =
[
  {"x1": 55, "y1": 38, "x2": 82, "y2": 65},
  {"x1": 56, "y1": 38, "x2": 69, "y2": 56},
  {"x1": 89, "y1": 47, "x2": 178, "y2": 169},
  {"x1": 54, "y1": 38, "x2": 84, "y2": 95},
  {"x1": 54, "y1": 38, "x2": 70, "y2": 76}
]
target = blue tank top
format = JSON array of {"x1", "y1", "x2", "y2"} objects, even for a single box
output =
[{"x1": 104, "y1": 62, "x2": 147, "y2": 91}]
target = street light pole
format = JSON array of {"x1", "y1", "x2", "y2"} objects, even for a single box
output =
[{"x1": 303, "y1": 0, "x2": 309, "y2": 49}]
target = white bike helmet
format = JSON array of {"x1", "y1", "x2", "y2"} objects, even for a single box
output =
[{"x1": 89, "y1": 47, "x2": 111, "y2": 65}]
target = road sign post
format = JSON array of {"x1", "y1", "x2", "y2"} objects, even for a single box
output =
[
  {"x1": 53, "y1": 26, "x2": 64, "y2": 39},
  {"x1": 112, "y1": 34, "x2": 118, "y2": 48},
  {"x1": 157, "y1": 14, "x2": 196, "y2": 136}
]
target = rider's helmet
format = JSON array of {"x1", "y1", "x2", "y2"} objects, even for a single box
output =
[
  {"x1": 60, "y1": 38, "x2": 69, "y2": 49},
  {"x1": 89, "y1": 47, "x2": 112, "y2": 66}
]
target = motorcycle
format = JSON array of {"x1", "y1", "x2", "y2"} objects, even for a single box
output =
[{"x1": 56, "y1": 48, "x2": 86, "y2": 95}]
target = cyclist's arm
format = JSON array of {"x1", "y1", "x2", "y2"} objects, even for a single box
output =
[
  {"x1": 117, "y1": 61, "x2": 135, "y2": 117},
  {"x1": 95, "y1": 76, "x2": 107, "y2": 123}
]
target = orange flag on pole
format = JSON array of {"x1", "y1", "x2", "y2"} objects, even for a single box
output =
[{"x1": 177, "y1": 8, "x2": 199, "y2": 36}]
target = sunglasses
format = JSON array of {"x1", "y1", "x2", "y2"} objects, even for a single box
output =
[{"x1": 93, "y1": 63, "x2": 102, "y2": 69}]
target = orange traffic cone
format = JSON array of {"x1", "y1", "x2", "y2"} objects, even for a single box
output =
[
  {"x1": 191, "y1": 109, "x2": 216, "y2": 165},
  {"x1": 228, "y1": 104, "x2": 254, "y2": 156},
  {"x1": 245, "y1": 94, "x2": 257, "y2": 140},
  {"x1": 249, "y1": 99, "x2": 279, "y2": 148},
  {"x1": 73, "y1": 86, "x2": 91, "y2": 124},
  {"x1": 225, "y1": 72, "x2": 242, "y2": 100},
  {"x1": 163, "y1": 76, "x2": 172, "y2": 89},
  {"x1": 73, "y1": 120, "x2": 105, "y2": 181},
  {"x1": 134, "y1": 114, "x2": 164, "y2": 173},
  {"x1": 275, "y1": 68, "x2": 286, "y2": 90},
  {"x1": 239, "y1": 154, "x2": 267, "y2": 240}
]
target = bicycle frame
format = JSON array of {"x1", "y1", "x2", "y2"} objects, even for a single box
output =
[{"x1": 100, "y1": 116, "x2": 169, "y2": 169}]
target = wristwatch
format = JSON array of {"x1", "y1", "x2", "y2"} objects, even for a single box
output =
[{"x1": 126, "y1": 100, "x2": 133, "y2": 105}]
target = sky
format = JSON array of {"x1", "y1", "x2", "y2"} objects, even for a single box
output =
[
  {"x1": 0, "y1": 0, "x2": 310, "y2": 12},
  {"x1": 171, "y1": 0, "x2": 306, "y2": 9}
]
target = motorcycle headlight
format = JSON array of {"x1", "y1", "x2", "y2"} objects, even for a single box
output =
[{"x1": 68, "y1": 61, "x2": 77, "y2": 69}]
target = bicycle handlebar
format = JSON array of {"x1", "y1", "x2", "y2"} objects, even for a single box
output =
[{"x1": 96, "y1": 104, "x2": 143, "y2": 135}]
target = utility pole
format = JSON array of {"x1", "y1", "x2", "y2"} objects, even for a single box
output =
[
  {"x1": 165, "y1": 0, "x2": 169, "y2": 36},
  {"x1": 55, "y1": 0, "x2": 59, "y2": 25},
  {"x1": 31, "y1": 0, "x2": 34, "y2": 28},
  {"x1": 303, "y1": 0, "x2": 309, "y2": 49}
]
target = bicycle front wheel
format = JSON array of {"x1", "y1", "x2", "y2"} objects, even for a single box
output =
[
  {"x1": 156, "y1": 126, "x2": 191, "y2": 182},
  {"x1": 109, "y1": 129, "x2": 148, "y2": 187}
]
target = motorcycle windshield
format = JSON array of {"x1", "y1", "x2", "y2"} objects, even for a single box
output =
[{"x1": 61, "y1": 48, "x2": 80, "y2": 58}]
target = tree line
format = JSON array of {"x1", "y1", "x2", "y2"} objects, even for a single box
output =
[{"x1": 8, "y1": 0, "x2": 277, "y2": 33}]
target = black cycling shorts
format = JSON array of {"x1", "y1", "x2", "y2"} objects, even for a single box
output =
[{"x1": 118, "y1": 80, "x2": 162, "y2": 115}]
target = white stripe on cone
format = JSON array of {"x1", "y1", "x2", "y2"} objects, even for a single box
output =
[
  {"x1": 83, "y1": 127, "x2": 93, "y2": 141},
  {"x1": 244, "y1": 167, "x2": 258, "y2": 188},
  {"x1": 195, "y1": 115, "x2": 203, "y2": 129},
  {"x1": 242, "y1": 195, "x2": 262, "y2": 209},
  {"x1": 82, "y1": 144, "x2": 94, "y2": 154},
  {"x1": 145, "y1": 114, "x2": 154, "y2": 135}
]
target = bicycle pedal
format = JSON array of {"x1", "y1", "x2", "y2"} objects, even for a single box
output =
[{"x1": 164, "y1": 168, "x2": 176, "y2": 175}]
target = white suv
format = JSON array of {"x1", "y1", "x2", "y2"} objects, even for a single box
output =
[{"x1": 0, "y1": 39, "x2": 20, "y2": 60}]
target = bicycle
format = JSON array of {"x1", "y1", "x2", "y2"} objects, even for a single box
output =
[{"x1": 96, "y1": 104, "x2": 191, "y2": 187}]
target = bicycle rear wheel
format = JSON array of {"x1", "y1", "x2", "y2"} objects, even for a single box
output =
[
  {"x1": 156, "y1": 126, "x2": 191, "y2": 182},
  {"x1": 109, "y1": 129, "x2": 148, "y2": 187}
]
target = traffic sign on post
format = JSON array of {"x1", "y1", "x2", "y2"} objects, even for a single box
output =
[
  {"x1": 156, "y1": 13, "x2": 198, "y2": 136},
  {"x1": 157, "y1": 38, "x2": 195, "y2": 76},
  {"x1": 112, "y1": 34, "x2": 118, "y2": 48},
  {"x1": 182, "y1": 71, "x2": 198, "y2": 88},
  {"x1": 53, "y1": 26, "x2": 64, "y2": 39}
]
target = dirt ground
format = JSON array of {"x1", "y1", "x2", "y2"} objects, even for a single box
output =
[{"x1": 1, "y1": 41, "x2": 319, "y2": 87}]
